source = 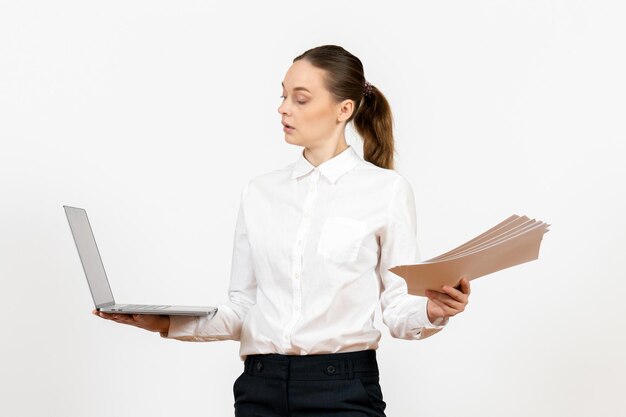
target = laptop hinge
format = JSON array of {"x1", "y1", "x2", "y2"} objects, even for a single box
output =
[{"x1": 96, "y1": 301, "x2": 115, "y2": 309}]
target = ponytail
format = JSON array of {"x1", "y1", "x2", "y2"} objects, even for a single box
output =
[{"x1": 353, "y1": 83, "x2": 395, "y2": 169}]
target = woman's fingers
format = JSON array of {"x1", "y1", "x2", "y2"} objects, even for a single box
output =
[
  {"x1": 427, "y1": 297, "x2": 461, "y2": 317},
  {"x1": 92, "y1": 309, "x2": 165, "y2": 332},
  {"x1": 459, "y1": 277, "x2": 471, "y2": 296},
  {"x1": 426, "y1": 289, "x2": 465, "y2": 311},
  {"x1": 442, "y1": 280, "x2": 470, "y2": 304},
  {"x1": 441, "y1": 285, "x2": 466, "y2": 302},
  {"x1": 107, "y1": 313, "x2": 129, "y2": 323},
  {"x1": 94, "y1": 310, "x2": 138, "y2": 325},
  {"x1": 93, "y1": 310, "x2": 111, "y2": 319},
  {"x1": 425, "y1": 277, "x2": 472, "y2": 321}
]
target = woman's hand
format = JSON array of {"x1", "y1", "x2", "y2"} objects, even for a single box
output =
[
  {"x1": 92, "y1": 309, "x2": 170, "y2": 334},
  {"x1": 425, "y1": 277, "x2": 471, "y2": 324}
]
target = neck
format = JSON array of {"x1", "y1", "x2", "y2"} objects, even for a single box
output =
[{"x1": 304, "y1": 142, "x2": 349, "y2": 167}]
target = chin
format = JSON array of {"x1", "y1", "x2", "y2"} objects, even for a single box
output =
[{"x1": 283, "y1": 134, "x2": 301, "y2": 145}]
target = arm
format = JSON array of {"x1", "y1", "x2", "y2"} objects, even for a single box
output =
[
  {"x1": 161, "y1": 180, "x2": 257, "y2": 342},
  {"x1": 377, "y1": 175, "x2": 448, "y2": 340}
]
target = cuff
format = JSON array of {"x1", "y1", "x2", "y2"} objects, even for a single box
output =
[
  {"x1": 423, "y1": 299, "x2": 449, "y2": 329},
  {"x1": 407, "y1": 297, "x2": 448, "y2": 339},
  {"x1": 159, "y1": 315, "x2": 198, "y2": 339}
]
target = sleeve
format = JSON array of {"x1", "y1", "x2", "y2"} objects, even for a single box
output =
[
  {"x1": 377, "y1": 175, "x2": 448, "y2": 341},
  {"x1": 160, "y1": 180, "x2": 257, "y2": 342}
]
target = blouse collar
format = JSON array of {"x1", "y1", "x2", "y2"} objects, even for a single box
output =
[{"x1": 290, "y1": 145, "x2": 362, "y2": 184}]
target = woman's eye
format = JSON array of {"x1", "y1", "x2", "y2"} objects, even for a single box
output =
[{"x1": 279, "y1": 95, "x2": 307, "y2": 105}]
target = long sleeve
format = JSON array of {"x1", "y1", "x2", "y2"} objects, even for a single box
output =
[
  {"x1": 161, "y1": 181, "x2": 257, "y2": 342},
  {"x1": 377, "y1": 175, "x2": 448, "y2": 341}
]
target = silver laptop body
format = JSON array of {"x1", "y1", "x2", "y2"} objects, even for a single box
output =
[{"x1": 64, "y1": 205, "x2": 218, "y2": 317}]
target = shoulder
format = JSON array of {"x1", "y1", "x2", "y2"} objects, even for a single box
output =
[
  {"x1": 354, "y1": 159, "x2": 411, "y2": 191},
  {"x1": 240, "y1": 162, "x2": 294, "y2": 197}
]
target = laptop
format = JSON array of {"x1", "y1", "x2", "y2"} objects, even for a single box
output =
[{"x1": 64, "y1": 205, "x2": 218, "y2": 317}]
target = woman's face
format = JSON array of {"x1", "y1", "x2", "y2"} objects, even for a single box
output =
[{"x1": 278, "y1": 59, "x2": 352, "y2": 148}]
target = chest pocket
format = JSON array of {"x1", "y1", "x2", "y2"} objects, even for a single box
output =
[{"x1": 317, "y1": 216, "x2": 368, "y2": 263}]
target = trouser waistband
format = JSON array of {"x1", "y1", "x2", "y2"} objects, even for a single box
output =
[{"x1": 243, "y1": 349, "x2": 379, "y2": 381}]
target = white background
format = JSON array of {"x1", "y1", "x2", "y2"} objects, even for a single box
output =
[{"x1": 1, "y1": 1, "x2": 624, "y2": 416}]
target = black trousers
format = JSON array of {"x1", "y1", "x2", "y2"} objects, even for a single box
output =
[{"x1": 233, "y1": 349, "x2": 387, "y2": 417}]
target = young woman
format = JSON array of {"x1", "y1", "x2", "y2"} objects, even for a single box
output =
[{"x1": 94, "y1": 44, "x2": 471, "y2": 417}]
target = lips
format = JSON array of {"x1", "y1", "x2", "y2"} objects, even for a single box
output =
[{"x1": 282, "y1": 121, "x2": 294, "y2": 129}]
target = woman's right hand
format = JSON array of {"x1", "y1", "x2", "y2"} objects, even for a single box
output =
[{"x1": 92, "y1": 309, "x2": 170, "y2": 334}]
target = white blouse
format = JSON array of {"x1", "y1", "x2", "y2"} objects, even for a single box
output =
[{"x1": 163, "y1": 145, "x2": 447, "y2": 361}]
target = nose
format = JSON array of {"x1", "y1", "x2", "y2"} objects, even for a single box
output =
[{"x1": 277, "y1": 100, "x2": 289, "y2": 116}]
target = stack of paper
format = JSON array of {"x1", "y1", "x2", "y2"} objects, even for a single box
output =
[{"x1": 389, "y1": 214, "x2": 550, "y2": 296}]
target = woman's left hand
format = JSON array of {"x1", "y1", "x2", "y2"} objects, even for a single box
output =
[{"x1": 425, "y1": 277, "x2": 471, "y2": 324}]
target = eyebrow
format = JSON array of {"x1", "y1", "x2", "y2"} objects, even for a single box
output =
[{"x1": 281, "y1": 82, "x2": 311, "y2": 93}]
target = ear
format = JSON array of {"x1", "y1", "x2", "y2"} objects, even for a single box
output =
[{"x1": 336, "y1": 99, "x2": 355, "y2": 123}]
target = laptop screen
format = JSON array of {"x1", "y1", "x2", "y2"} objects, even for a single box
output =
[{"x1": 64, "y1": 206, "x2": 115, "y2": 308}]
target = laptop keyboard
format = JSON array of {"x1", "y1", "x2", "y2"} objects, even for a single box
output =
[{"x1": 122, "y1": 304, "x2": 171, "y2": 310}]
